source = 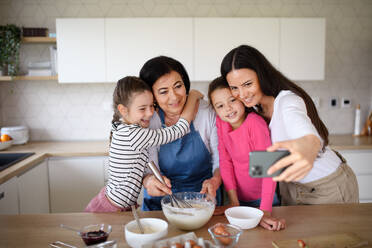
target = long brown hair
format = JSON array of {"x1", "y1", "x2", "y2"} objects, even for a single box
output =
[
  {"x1": 110, "y1": 76, "x2": 151, "y2": 143},
  {"x1": 221, "y1": 45, "x2": 329, "y2": 148}
]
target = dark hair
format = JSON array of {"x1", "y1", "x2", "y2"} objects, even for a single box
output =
[
  {"x1": 208, "y1": 76, "x2": 230, "y2": 106},
  {"x1": 139, "y1": 56, "x2": 190, "y2": 94},
  {"x1": 208, "y1": 76, "x2": 255, "y2": 116},
  {"x1": 221, "y1": 45, "x2": 329, "y2": 148},
  {"x1": 110, "y1": 76, "x2": 152, "y2": 142}
]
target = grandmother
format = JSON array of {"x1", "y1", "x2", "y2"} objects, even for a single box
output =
[{"x1": 140, "y1": 56, "x2": 222, "y2": 211}]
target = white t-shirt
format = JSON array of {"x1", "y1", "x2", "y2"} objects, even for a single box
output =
[
  {"x1": 147, "y1": 99, "x2": 219, "y2": 173},
  {"x1": 269, "y1": 90, "x2": 341, "y2": 183}
]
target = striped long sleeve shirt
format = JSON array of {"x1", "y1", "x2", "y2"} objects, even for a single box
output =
[{"x1": 106, "y1": 118, "x2": 190, "y2": 208}]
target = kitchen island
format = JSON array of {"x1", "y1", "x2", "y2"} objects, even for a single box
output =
[{"x1": 1, "y1": 203, "x2": 371, "y2": 247}]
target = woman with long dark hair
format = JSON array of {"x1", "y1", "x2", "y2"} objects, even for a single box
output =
[{"x1": 220, "y1": 45, "x2": 358, "y2": 206}]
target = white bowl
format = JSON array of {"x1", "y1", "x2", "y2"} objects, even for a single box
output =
[
  {"x1": 0, "y1": 140, "x2": 13, "y2": 151},
  {"x1": 161, "y1": 192, "x2": 215, "y2": 231},
  {"x1": 124, "y1": 218, "x2": 168, "y2": 248},
  {"x1": 225, "y1": 206, "x2": 263, "y2": 229}
]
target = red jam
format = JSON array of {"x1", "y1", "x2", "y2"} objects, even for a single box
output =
[{"x1": 81, "y1": 230, "x2": 108, "y2": 246}]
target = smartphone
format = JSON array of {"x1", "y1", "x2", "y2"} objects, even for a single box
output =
[{"x1": 249, "y1": 150, "x2": 290, "y2": 178}]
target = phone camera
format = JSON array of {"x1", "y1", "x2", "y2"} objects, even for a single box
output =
[{"x1": 251, "y1": 165, "x2": 262, "y2": 176}]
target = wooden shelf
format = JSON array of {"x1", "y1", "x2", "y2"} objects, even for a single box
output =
[
  {"x1": 21, "y1": 37, "x2": 56, "y2": 43},
  {"x1": 0, "y1": 75, "x2": 58, "y2": 81}
]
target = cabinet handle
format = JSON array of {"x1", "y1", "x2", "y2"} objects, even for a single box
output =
[{"x1": 0, "y1": 192, "x2": 4, "y2": 200}]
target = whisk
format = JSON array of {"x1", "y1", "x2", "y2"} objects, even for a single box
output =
[{"x1": 146, "y1": 161, "x2": 193, "y2": 208}]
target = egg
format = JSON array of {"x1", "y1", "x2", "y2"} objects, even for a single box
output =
[
  {"x1": 217, "y1": 236, "x2": 232, "y2": 246},
  {"x1": 213, "y1": 225, "x2": 230, "y2": 236},
  {"x1": 171, "y1": 242, "x2": 183, "y2": 248},
  {"x1": 186, "y1": 240, "x2": 196, "y2": 246}
]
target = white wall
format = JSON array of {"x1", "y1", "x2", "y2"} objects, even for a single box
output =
[{"x1": 0, "y1": 0, "x2": 372, "y2": 140}]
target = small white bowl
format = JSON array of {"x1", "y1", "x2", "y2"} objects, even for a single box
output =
[
  {"x1": 0, "y1": 140, "x2": 13, "y2": 151},
  {"x1": 124, "y1": 218, "x2": 168, "y2": 248},
  {"x1": 225, "y1": 206, "x2": 263, "y2": 229}
]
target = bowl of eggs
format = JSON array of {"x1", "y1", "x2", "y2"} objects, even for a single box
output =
[
  {"x1": 208, "y1": 223, "x2": 242, "y2": 247},
  {"x1": 124, "y1": 218, "x2": 168, "y2": 248},
  {"x1": 161, "y1": 192, "x2": 216, "y2": 231}
]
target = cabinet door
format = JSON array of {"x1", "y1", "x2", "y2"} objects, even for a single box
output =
[
  {"x1": 105, "y1": 18, "x2": 194, "y2": 82},
  {"x1": 18, "y1": 160, "x2": 50, "y2": 214},
  {"x1": 48, "y1": 157, "x2": 105, "y2": 213},
  {"x1": 0, "y1": 177, "x2": 19, "y2": 215},
  {"x1": 338, "y1": 150, "x2": 372, "y2": 203},
  {"x1": 279, "y1": 18, "x2": 325, "y2": 80},
  {"x1": 194, "y1": 18, "x2": 280, "y2": 81},
  {"x1": 56, "y1": 18, "x2": 106, "y2": 83}
]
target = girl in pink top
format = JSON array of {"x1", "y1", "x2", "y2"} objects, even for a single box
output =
[{"x1": 208, "y1": 77, "x2": 285, "y2": 231}]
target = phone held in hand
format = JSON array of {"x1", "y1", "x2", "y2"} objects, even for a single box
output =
[{"x1": 249, "y1": 150, "x2": 290, "y2": 178}]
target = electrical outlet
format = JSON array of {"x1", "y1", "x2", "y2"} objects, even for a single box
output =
[
  {"x1": 329, "y1": 97, "x2": 338, "y2": 108},
  {"x1": 341, "y1": 98, "x2": 351, "y2": 108}
]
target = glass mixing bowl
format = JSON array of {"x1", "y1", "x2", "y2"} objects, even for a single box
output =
[{"x1": 161, "y1": 192, "x2": 216, "y2": 230}]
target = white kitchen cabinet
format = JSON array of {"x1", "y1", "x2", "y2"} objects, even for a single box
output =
[
  {"x1": 194, "y1": 18, "x2": 280, "y2": 81},
  {"x1": 56, "y1": 18, "x2": 106, "y2": 83},
  {"x1": 0, "y1": 177, "x2": 19, "y2": 214},
  {"x1": 338, "y1": 150, "x2": 372, "y2": 203},
  {"x1": 279, "y1": 18, "x2": 325, "y2": 81},
  {"x1": 18, "y1": 160, "x2": 50, "y2": 214},
  {"x1": 48, "y1": 156, "x2": 105, "y2": 213},
  {"x1": 105, "y1": 18, "x2": 194, "y2": 82}
]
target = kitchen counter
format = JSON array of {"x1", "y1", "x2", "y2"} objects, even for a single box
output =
[
  {"x1": 1, "y1": 203, "x2": 371, "y2": 247},
  {"x1": 1, "y1": 135, "x2": 372, "y2": 184},
  {"x1": 0, "y1": 141, "x2": 109, "y2": 184}
]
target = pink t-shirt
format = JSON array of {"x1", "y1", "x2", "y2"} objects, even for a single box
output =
[{"x1": 216, "y1": 112, "x2": 276, "y2": 212}]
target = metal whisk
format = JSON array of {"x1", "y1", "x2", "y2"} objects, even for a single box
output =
[{"x1": 146, "y1": 161, "x2": 192, "y2": 208}]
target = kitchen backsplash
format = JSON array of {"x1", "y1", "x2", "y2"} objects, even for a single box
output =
[{"x1": 0, "y1": 0, "x2": 371, "y2": 141}]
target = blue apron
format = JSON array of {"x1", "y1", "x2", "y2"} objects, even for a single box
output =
[{"x1": 142, "y1": 109, "x2": 219, "y2": 211}]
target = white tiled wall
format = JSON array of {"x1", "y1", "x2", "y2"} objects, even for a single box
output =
[{"x1": 0, "y1": 0, "x2": 372, "y2": 141}]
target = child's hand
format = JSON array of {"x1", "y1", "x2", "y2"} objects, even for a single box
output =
[
  {"x1": 259, "y1": 211, "x2": 286, "y2": 231},
  {"x1": 188, "y1": 89, "x2": 204, "y2": 100},
  {"x1": 181, "y1": 89, "x2": 204, "y2": 123},
  {"x1": 200, "y1": 176, "x2": 221, "y2": 198}
]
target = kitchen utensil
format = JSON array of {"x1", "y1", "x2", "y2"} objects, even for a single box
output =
[
  {"x1": 146, "y1": 161, "x2": 192, "y2": 208},
  {"x1": 272, "y1": 233, "x2": 371, "y2": 248},
  {"x1": 60, "y1": 224, "x2": 82, "y2": 235},
  {"x1": 49, "y1": 241, "x2": 77, "y2": 248},
  {"x1": 50, "y1": 240, "x2": 117, "y2": 248},
  {"x1": 124, "y1": 218, "x2": 168, "y2": 248},
  {"x1": 224, "y1": 206, "x2": 263, "y2": 229},
  {"x1": 131, "y1": 205, "x2": 144, "y2": 234}
]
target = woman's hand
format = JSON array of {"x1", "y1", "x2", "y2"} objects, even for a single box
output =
[
  {"x1": 267, "y1": 134, "x2": 321, "y2": 182},
  {"x1": 143, "y1": 174, "x2": 172, "y2": 196},
  {"x1": 259, "y1": 211, "x2": 286, "y2": 231},
  {"x1": 200, "y1": 174, "x2": 222, "y2": 198}
]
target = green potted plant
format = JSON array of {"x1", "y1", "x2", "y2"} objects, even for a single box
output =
[{"x1": 0, "y1": 24, "x2": 21, "y2": 76}]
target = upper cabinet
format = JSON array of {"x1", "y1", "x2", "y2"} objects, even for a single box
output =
[
  {"x1": 56, "y1": 18, "x2": 106, "y2": 83},
  {"x1": 279, "y1": 18, "x2": 325, "y2": 81},
  {"x1": 194, "y1": 18, "x2": 280, "y2": 81},
  {"x1": 56, "y1": 18, "x2": 325, "y2": 83},
  {"x1": 105, "y1": 18, "x2": 193, "y2": 83}
]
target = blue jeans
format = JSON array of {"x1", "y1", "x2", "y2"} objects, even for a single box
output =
[{"x1": 239, "y1": 193, "x2": 280, "y2": 208}]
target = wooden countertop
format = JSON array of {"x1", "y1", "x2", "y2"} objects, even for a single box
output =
[
  {"x1": 0, "y1": 203, "x2": 371, "y2": 247},
  {"x1": 1, "y1": 135, "x2": 371, "y2": 184},
  {"x1": 0, "y1": 141, "x2": 109, "y2": 184}
]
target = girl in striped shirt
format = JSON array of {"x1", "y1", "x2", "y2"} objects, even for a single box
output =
[{"x1": 85, "y1": 76, "x2": 203, "y2": 212}]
